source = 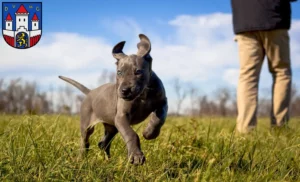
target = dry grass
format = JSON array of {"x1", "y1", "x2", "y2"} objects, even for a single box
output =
[{"x1": 0, "y1": 115, "x2": 300, "y2": 181}]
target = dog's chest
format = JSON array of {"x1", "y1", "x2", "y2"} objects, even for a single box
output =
[{"x1": 130, "y1": 99, "x2": 155, "y2": 124}]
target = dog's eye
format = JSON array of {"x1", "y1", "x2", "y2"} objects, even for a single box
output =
[
  {"x1": 135, "y1": 69, "x2": 144, "y2": 75},
  {"x1": 117, "y1": 70, "x2": 123, "y2": 76}
]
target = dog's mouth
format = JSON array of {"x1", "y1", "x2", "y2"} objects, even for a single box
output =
[
  {"x1": 119, "y1": 86, "x2": 144, "y2": 101},
  {"x1": 121, "y1": 95, "x2": 135, "y2": 101},
  {"x1": 120, "y1": 92, "x2": 139, "y2": 101}
]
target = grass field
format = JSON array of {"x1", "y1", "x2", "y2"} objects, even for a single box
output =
[{"x1": 0, "y1": 115, "x2": 300, "y2": 181}]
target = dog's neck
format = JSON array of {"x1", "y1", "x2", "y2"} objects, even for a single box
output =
[{"x1": 138, "y1": 71, "x2": 155, "y2": 100}]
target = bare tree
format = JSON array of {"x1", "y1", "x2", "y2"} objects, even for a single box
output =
[
  {"x1": 290, "y1": 85, "x2": 300, "y2": 117},
  {"x1": 109, "y1": 71, "x2": 116, "y2": 83},
  {"x1": 98, "y1": 69, "x2": 116, "y2": 85},
  {"x1": 229, "y1": 97, "x2": 238, "y2": 116},
  {"x1": 98, "y1": 69, "x2": 109, "y2": 85},
  {"x1": 216, "y1": 88, "x2": 231, "y2": 116},
  {"x1": 75, "y1": 95, "x2": 84, "y2": 114},
  {"x1": 173, "y1": 78, "x2": 187, "y2": 116},
  {"x1": 0, "y1": 78, "x2": 53, "y2": 114},
  {"x1": 187, "y1": 86, "x2": 198, "y2": 116},
  {"x1": 0, "y1": 78, "x2": 6, "y2": 112},
  {"x1": 257, "y1": 98, "x2": 272, "y2": 117},
  {"x1": 198, "y1": 95, "x2": 210, "y2": 116},
  {"x1": 57, "y1": 85, "x2": 74, "y2": 115}
]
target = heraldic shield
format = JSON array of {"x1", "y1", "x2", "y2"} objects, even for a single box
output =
[{"x1": 2, "y1": 2, "x2": 42, "y2": 49}]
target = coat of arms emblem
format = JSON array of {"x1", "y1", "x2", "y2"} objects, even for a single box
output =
[{"x1": 2, "y1": 2, "x2": 42, "y2": 49}]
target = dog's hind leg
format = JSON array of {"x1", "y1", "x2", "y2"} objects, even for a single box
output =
[
  {"x1": 81, "y1": 125, "x2": 94, "y2": 153},
  {"x1": 98, "y1": 123, "x2": 118, "y2": 157},
  {"x1": 80, "y1": 102, "x2": 96, "y2": 155}
]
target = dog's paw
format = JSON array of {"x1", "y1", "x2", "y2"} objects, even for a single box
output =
[
  {"x1": 98, "y1": 141, "x2": 106, "y2": 150},
  {"x1": 143, "y1": 126, "x2": 160, "y2": 140},
  {"x1": 98, "y1": 141, "x2": 111, "y2": 157},
  {"x1": 129, "y1": 152, "x2": 145, "y2": 165}
]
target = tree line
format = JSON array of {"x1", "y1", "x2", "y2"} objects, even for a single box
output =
[{"x1": 1, "y1": 73, "x2": 300, "y2": 117}]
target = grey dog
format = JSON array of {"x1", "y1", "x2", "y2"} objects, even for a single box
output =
[{"x1": 58, "y1": 34, "x2": 168, "y2": 165}]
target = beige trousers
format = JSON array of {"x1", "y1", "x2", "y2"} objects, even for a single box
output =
[{"x1": 235, "y1": 29, "x2": 292, "y2": 133}]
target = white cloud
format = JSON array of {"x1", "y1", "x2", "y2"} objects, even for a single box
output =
[
  {"x1": 149, "y1": 13, "x2": 238, "y2": 83},
  {"x1": 100, "y1": 17, "x2": 142, "y2": 43},
  {"x1": 0, "y1": 32, "x2": 113, "y2": 71},
  {"x1": 223, "y1": 68, "x2": 239, "y2": 86}
]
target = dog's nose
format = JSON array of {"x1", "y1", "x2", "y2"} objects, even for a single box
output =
[{"x1": 121, "y1": 87, "x2": 131, "y2": 95}]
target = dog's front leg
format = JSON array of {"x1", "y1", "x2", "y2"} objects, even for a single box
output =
[
  {"x1": 143, "y1": 98, "x2": 168, "y2": 140},
  {"x1": 98, "y1": 123, "x2": 118, "y2": 158},
  {"x1": 115, "y1": 113, "x2": 145, "y2": 165}
]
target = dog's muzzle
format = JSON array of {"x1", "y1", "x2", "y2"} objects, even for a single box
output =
[{"x1": 119, "y1": 86, "x2": 142, "y2": 101}]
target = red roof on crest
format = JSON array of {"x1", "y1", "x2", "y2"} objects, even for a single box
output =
[
  {"x1": 32, "y1": 13, "x2": 39, "y2": 21},
  {"x1": 16, "y1": 4, "x2": 29, "y2": 14},
  {"x1": 6, "y1": 13, "x2": 13, "y2": 21}
]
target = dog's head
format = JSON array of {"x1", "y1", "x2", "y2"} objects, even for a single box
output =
[{"x1": 112, "y1": 34, "x2": 152, "y2": 101}]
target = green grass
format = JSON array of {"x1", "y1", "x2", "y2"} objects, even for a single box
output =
[{"x1": 0, "y1": 115, "x2": 300, "y2": 181}]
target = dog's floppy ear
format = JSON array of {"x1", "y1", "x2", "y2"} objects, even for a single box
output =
[
  {"x1": 112, "y1": 41, "x2": 127, "y2": 60},
  {"x1": 137, "y1": 34, "x2": 151, "y2": 58}
]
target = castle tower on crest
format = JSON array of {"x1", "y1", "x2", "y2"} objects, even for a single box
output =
[
  {"x1": 15, "y1": 4, "x2": 29, "y2": 31},
  {"x1": 5, "y1": 13, "x2": 13, "y2": 31},
  {"x1": 31, "y1": 13, "x2": 39, "y2": 30}
]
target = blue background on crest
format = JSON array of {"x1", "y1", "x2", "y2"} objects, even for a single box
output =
[{"x1": 2, "y1": 2, "x2": 42, "y2": 31}]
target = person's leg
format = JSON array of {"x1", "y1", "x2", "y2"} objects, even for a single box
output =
[
  {"x1": 262, "y1": 29, "x2": 292, "y2": 127},
  {"x1": 235, "y1": 32, "x2": 265, "y2": 133}
]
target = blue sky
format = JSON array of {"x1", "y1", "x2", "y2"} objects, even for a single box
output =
[
  {"x1": 42, "y1": 0, "x2": 300, "y2": 40},
  {"x1": 41, "y1": 1, "x2": 232, "y2": 34},
  {"x1": 1, "y1": 0, "x2": 300, "y2": 112},
  {"x1": 43, "y1": 1, "x2": 299, "y2": 30}
]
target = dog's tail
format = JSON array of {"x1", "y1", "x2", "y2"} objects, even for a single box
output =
[{"x1": 58, "y1": 76, "x2": 90, "y2": 95}]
